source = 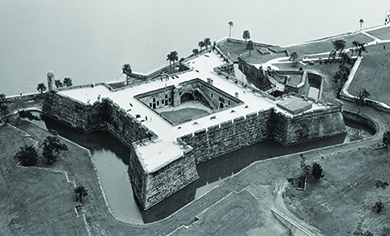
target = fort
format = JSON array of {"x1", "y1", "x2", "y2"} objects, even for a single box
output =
[{"x1": 41, "y1": 40, "x2": 346, "y2": 210}]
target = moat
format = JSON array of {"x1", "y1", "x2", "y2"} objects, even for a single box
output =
[{"x1": 40, "y1": 113, "x2": 374, "y2": 223}]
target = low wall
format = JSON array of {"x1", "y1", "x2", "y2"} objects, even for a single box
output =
[
  {"x1": 3, "y1": 92, "x2": 46, "y2": 102},
  {"x1": 342, "y1": 110, "x2": 378, "y2": 135}
]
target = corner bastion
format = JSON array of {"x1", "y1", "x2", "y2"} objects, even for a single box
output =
[{"x1": 42, "y1": 50, "x2": 346, "y2": 210}]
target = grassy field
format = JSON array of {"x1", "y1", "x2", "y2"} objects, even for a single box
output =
[
  {"x1": 160, "y1": 108, "x2": 208, "y2": 124},
  {"x1": 367, "y1": 26, "x2": 390, "y2": 40},
  {"x1": 0, "y1": 124, "x2": 87, "y2": 235},
  {"x1": 348, "y1": 42, "x2": 390, "y2": 105},
  {"x1": 285, "y1": 147, "x2": 390, "y2": 236},
  {"x1": 285, "y1": 32, "x2": 374, "y2": 56}
]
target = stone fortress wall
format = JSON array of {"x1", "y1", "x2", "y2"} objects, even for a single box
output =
[
  {"x1": 42, "y1": 91, "x2": 157, "y2": 144},
  {"x1": 129, "y1": 143, "x2": 198, "y2": 210},
  {"x1": 178, "y1": 104, "x2": 345, "y2": 165}
]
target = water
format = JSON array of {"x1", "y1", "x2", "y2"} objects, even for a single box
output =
[
  {"x1": 39, "y1": 113, "x2": 374, "y2": 224},
  {"x1": 1, "y1": 0, "x2": 389, "y2": 96}
]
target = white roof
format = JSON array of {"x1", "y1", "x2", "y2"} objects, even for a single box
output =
[{"x1": 59, "y1": 51, "x2": 326, "y2": 173}]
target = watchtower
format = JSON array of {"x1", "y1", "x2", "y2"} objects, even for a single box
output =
[{"x1": 47, "y1": 71, "x2": 55, "y2": 91}]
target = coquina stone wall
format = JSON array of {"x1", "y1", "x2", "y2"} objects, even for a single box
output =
[
  {"x1": 238, "y1": 56, "x2": 272, "y2": 90},
  {"x1": 42, "y1": 92, "x2": 156, "y2": 142},
  {"x1": 129, "y1": 144, "x2": 198, "y2": 210},
  {"x1": 179, "y1": 108, "x2": 273, "y2": 163},
  {"x1": 42, "y1": 91, "x2": 106, "y2": 132},
  {"x1": 178, "y1": 105, "x2": 346, "y2": 164},
  {"x1": 272, "y1": 106, "x2": 346, "y2": 145}
]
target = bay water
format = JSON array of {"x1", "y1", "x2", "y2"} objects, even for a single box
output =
[{"x1": 1, "y1": 0, "x2": 389, "y2": 95}]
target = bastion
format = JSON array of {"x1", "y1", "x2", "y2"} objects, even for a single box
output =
[{"x1": 42, "y1": 49, "x2": 346, "y2": 210}]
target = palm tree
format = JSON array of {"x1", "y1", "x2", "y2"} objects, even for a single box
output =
[
  {"x1": 122, "y1": 64, "x2": 132, "y2": 84},
  {"x1": 359, "y1": 19, "x2": 364, "y2": 30},
  {"x1": 192, "y1": 48, "x2": 199, "y2": 56},
  {"x1": 246, "y1": 40, "x2": 254, "y2": 56},
  {"x1": 204, "y1": 38, "x2": 211, "y2": 50},
  {"x1": 166, "y1": 51, "x2": 178, "y2": 70},
  {"x1": 243, "y1": 30, "x2": 250, "y2": 42},
  {"x1": 333, "y1": 64, "x2": 350, "y2": 86},
  {"x1": 290, "y1": 52, "x2": 299, "y2": 66},
  {"x1": 356, "y1": 88, "x2": 370, "y2": 113},
  {"x1": 74, "y1": 185, "x2": 88, "y2": 203},
  {"x1": 228, "y1": 21, "x2": 233, "y2": 38},
  {"x1": 37, "y1": 83, "x2": 46, "y2": 94},
  {"x1": 55, "y1": 80, "x2": 63, "y2": 88},
  {"x1": 332, "y1": 39, "x2": 346, "y2": 58},
  {"x1": 198, "y1": 41, "x2": 205, "y2": 51},
  {"x1": 63, "y1": 78, "x2": 72, "y2": 87}
]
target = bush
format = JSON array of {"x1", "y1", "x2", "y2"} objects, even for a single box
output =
[
  {"x1": 383, "y1": 131, "x2": 390, "y2": 146},
  {"x1": 16, "y1": 144, "x2": 38, "y2": 166}
]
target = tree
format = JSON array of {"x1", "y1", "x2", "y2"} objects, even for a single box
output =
[
  {"x1": 166, "y1": 51, "x2": 178, "y2": 70},
  {"x1": 15, "y1": 144, "x2": 38, "y2": 166},
  {"x1": 353, "y1": 41, "x2": 367, "y2": 57},
  {"x1": 228, "y1": 21, "x2": 233, "y2": 38},
  {"x1": 18, "y1": 110, "x2": 41, "y2": 121},
  {"x1": 42, "y1": 136, "x2": 68, "y2": 164},
  {"x1": 375, "y1": 180, "x2": 389, "y2": 189},
  {"x1": 0, "y1": 95, "x2": 9, "y2": 121},
  {"x1": 359, "y1": 19, "x2": 364, "y2": 30},
  {"x1": 243, "y1": 30, "x2": 250, "y2": 42},
  {"x1": 383, "y1": 131, "x2": 390, "y2": 147},
  {"x1": 122, "y1": 64, "x2": 132, "y2": 84},
  {"x1": 332, "y1": 39, "x2": 347, "y2": 58},
  {"x1": 63, "y1": 78, "x2": 72, "y2": 87},
  {"x1": 204, "y1": 38, "x2": 211, "y2": 50},
  {"x1": 290, "y1": 52, "x2": 299, "y2": 67},
  {"x1": 74, "y1": 185, "x2": 88, "y2": 203},
  {"x1": 340, "y1": 52, "x2": 352, "y2": 65},
  {"x1": 311, "y1": 162, "x2": 324, "y2": 179},
  {"x1": 192, "y1": 48, "x2": 199, "y2": 56},
  {"x1": 373, "y1": 180, "x2": 388, "y2": 213},
  {"x1": 198, "y1": 41, "x2": 206, "y2": 51},
  {"x1": 37, "y1": 83, "x2": 46, "y2": 94},
  {"x1": 246, "y1": 40, "x2": 254, "y2": 56},
  {"x1": 356, "y1": 89, "x2": 370, "y2": 113},
  {"x1": 55, "y1": 79, "x2": 63, "y2": 88},
  {"x1": 333, "y1": 64, "x2": 350, "y2": 86}
]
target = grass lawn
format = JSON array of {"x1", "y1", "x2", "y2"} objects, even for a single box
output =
[
  {"x1": 285, "y1": 147, "x2": 390, "y2": 236},
  {"x1": 285, "y1": 33, "x2": 374, "y2": 56},
  {"x1": 366, "y1": 26, "x2": 390, "y2": 40},
  {"x1": 0, "y1": 124, "x2": 86, "y2": 235},
  {"x1": 160, "y1": 108, "x2": 208, "y2": 124},
  {"x1": 218, "y1": 41, "x2": 283, "y2": 63},
  {"x1": 348, "y1": 42, "x2": 390, "y2": 105}
]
